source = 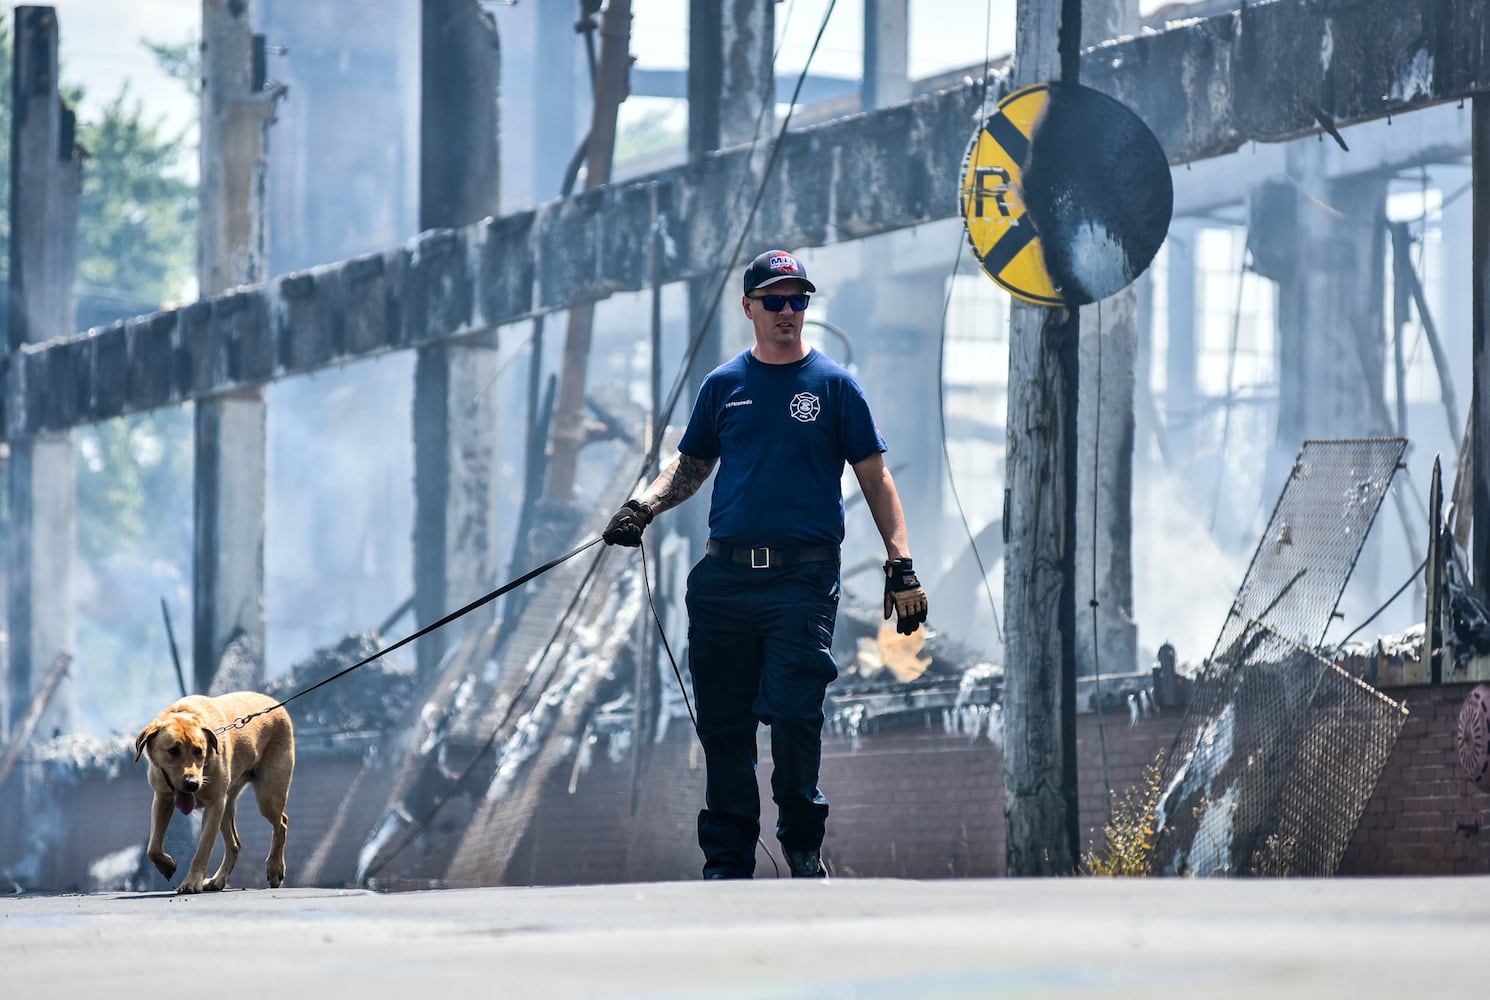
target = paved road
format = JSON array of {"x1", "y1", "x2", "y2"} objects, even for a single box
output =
[{"x1": 3, "y1": 875, "x2": 1487, "y2": 998}]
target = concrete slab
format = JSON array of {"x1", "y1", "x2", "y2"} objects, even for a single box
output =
[{"x1": 3, "y1": 876, "x2": 1487, "y2": 998}]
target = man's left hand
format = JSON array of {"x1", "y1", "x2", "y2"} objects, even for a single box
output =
[
  {"x1": 603, "y1": 499, "x2": 652, "y2": 547},
  {"x1": 883, "y1": 558, "x2": 928, "y2": 635}
]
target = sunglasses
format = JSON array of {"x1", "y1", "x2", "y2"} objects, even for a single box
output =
[{"x1": 748, "y1": 292, "x2": 810, "y2": 312}]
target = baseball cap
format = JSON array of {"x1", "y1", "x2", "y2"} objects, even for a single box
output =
[{"x1": 742, "y1": 249, "x2": 817, "y2": 295}]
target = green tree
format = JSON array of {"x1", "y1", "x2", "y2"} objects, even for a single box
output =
[
  {"x1": 141, "y1": 37, "x2": 199, "y2": 91},
  {"x1": 75, "y1": 84, "x2": 196, "y2": 305},
  {"x1": 2, "y1": 13, "x2": 200, "y2": 730}
]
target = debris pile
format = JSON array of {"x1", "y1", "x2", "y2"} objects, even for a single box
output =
[
  {"x1": 826, "y1": 599, "x2": 1002, "y2": 742},
  {"x1": 265, "y1": 632, "x2": 415, "y2": 741}
]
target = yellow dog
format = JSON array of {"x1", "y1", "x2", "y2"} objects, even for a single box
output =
[{"x1": 134, "y1": 692, "x2": 295, "y2": 893}]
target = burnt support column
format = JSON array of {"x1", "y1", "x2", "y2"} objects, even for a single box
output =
[
  {"x1": 532, "y1": 0, "x2": 579, "y2": 200},
  {"x1": 1274, "y1": 146, "x2": 1391, "y2": 473},
  {"x1": 685, "y1": 0, "x2": 773, "y2": 382},
  {"x1": 6, "y1": 6, "x2": 83, "y2": 736},
  {"x1": 848, "y1": 6, "x2": 927, "y2": 585},
  {"x1": 194, "y1": 0, "x2": 276, "y2": 692},
  {"x1": 863, "y1": 0, "x2": 909, "y2": 111},
  {"x1": 1268, "y1": 147, "x2": 1392, "y2": 598},
  {"x1": 413, "y1": 0, "x2": 501, "y2": 678},
  {"x1": 1075, "y1": 0, "x2": 1139, "y2": 680},
  {"x1": 682, "y1": 0, "x2": 773, "y2": 544},
  {"x1": 1164, "y1": 219, "x2": 1198, "y2": 466},
  {"x1": 547, "y1": 0, "x2": 630, "y2": 504}
]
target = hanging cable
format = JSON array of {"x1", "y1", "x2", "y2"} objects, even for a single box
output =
[
  {"x1": 637, "y1": 543, "x2": 782, "y2": 876},
  {"x1": 222, "y1": 537, "x2": 605, "y2": 733},
  {"x1": 1088, "y1": 299, "x2": 1113, "y2": 816},
  {"x1": 1330, "y1": 557, "x2": 1428, "y2": 650},
  {"x1": 361, "y1": 539, "x2": 614, "y2": 881},
  {"x1": 449, "y1": 2, "x2": 841, "y2": 882},
  {"x1": 1208, "y1": 241, "x2": 1251, "y2": 532},
  {"x1": 936, "y1": 248, "x2": 1004, "y2": 645},
  {"x1": 637, "y1": 0, "x2": 840, "y2": 489},
  {"x1": 934, "y1": 0, "x2": 1004, "y2": 646}
]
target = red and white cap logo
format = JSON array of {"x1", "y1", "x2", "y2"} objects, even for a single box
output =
[{"x1": 769, "y1": 253, "x2": 799, "y2": 273}]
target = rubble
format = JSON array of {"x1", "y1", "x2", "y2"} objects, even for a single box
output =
[{"x1": 265, "y1": 632, "x2": 416, "y2": 742}]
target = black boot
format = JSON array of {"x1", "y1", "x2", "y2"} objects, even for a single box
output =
[{"x1": 783, "y1": 847, "x2": 828, "y2": 879}]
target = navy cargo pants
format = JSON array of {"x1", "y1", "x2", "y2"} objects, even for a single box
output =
[{"x1": 685, "y1": 551, "x2": 840, "y2": 879}]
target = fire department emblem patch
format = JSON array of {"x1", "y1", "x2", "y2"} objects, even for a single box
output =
[{"x1": 789, "y1": 392, "x2": 820, "y2": 422}]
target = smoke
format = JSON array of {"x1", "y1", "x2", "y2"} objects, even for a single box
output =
[
  {"x1": 265, "y1": 355, "x2": 415, "y2": 677},
  {"x1": 1132, "y1": 466, "x2": 1251, "y2": 669}
]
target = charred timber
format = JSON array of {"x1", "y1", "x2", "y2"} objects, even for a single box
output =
[{"x1": 5, "y1": 0, "x2": 1489, "y2": 438}]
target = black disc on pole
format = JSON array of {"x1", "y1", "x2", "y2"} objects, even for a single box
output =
[{"x1": 1020, "y1": 81, "x2": 1173, "y2": 307}]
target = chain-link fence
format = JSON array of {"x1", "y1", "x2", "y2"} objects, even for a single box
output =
[{"x1": 1149, "y1": 438, "x2": 1410, "y2": 875}]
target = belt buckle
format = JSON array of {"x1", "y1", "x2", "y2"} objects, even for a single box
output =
[{"x1": 750, "y1": 546, "x2": 770, "y2": 569}]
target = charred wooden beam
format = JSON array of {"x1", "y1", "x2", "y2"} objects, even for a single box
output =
[{"x1": 6, "y1": 0, "x2": 1489, "y2": 439}]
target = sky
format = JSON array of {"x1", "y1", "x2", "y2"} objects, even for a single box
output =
[
  {"x1": 47, "y1": 0, "x2": 199, "y2": 133},
  {"x1": 44, "y1": 0, "x2": 1179, "y2": 148}
]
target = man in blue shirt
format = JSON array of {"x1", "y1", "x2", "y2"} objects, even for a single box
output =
[{"x1": 603, "y1": 249, "x2": 928, "y2": 880}]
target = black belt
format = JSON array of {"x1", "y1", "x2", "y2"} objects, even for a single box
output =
[{"x1": 706, "y1": 539, "x2": 839, "y2": 569}]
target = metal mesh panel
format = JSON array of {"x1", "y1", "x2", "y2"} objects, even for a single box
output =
[
  {"x1": 1212, "y1": 438, "x2": 1408, "y2": 656},
  {"x1": 1265, "y1": 643, "x2": 1408, "y2": 875},
  {"x1": 1149, "y1": 623, "x2": 1406, "y2": 875},
  {"x1": 1149, "y1": 438, "x2": 1409, "y2": 876}
]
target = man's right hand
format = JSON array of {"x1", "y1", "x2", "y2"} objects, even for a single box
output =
[
  {"x1": 883, "y1": 558, "x2": 928, "y2": 635},
  {"x1": 603, "y1": 499, "x2": 652, "y2": 547}
]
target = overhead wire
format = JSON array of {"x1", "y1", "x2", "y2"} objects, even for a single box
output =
[
  {"x1": 1331, "y1": 556, "x2": 1428, "y2": 650},
  {"x1": 1208, "y1": 238, "x2": 1252, "y2": 533},
  {"x1": 361, "y1": 537, "x2": 614, "y2": 882},
  {"x1": 934, "y1": 0, "x2": 1004, "y2": 647},
  {"x1": 638, "y1": 0, "x2": 841, "y2": 488},
  {"x1": 368, "y1": 0, "x2": 841, "y2": 883},
  {"x1": 1088, "y1": 298, "x2": 1113, "y2": 814}
]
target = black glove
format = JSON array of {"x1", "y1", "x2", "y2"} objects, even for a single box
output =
[
  {"x1": 883, "y1": 558, "x2": 928, "y2": 635},
  {"x1": 603, "y1": 499, "x2": 652, "y2": 547}
]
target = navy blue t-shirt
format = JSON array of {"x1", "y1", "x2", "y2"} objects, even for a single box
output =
[{"x1": 678, "y1": 347, "x2": 887, "y2": 547}]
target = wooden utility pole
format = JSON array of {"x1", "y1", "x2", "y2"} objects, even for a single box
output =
[
  {"x1": 194, "y1": 0, "x2": 277, "y2": 692},
  {"x1": 545, "y1": 0, "x2": 633, "y2": 504},
  {"x1": 1002, "y1": 0, "x2": 1082, "y2": 876},
  {"x1": 7, "y1": 5, "x2": 83, "y2": 736},
  {"x1": 412, "y1": 0, "x2": 501, "y2": 678}
]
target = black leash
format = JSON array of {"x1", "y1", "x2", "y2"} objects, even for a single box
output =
[
  {"x1": 359, "y1": 537, "x2": 615, "y2": 882},
  {"x1": 637, "y1": 544, "x2": 783, "y2": 878},
  {"x1": 217, "y1": 536, "x2": 605, "y2": 734}
]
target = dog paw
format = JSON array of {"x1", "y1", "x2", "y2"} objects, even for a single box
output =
[
  {"x1": 176, "y1": 878, "x2": 205, "y2": 895},
  {"x1": 150, "y1": 853, "x2": 177, "y2": 881},
  {"x1": 203, "y1": 876, "x2": 228, "y2": 892}
]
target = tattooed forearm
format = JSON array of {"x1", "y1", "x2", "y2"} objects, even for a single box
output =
[{"x1": 638, "y1": 454, "x2": 714, "y2": 517}]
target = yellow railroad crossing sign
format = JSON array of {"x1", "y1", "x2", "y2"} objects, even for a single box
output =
[{"x1": 960, "y1": 83, "x2": 1061, "y2": 307}]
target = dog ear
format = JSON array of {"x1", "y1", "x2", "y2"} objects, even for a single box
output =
[
  {"x1": 204, "y1": 727, "x2": 220, "y2": 757},
  {"x1": 134, "y1": 723, "x2": 158, "y2": 762}
]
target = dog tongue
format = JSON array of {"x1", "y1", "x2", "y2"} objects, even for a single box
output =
[{"x1": 175, "y1": 791, "x2": 196, "y2": 815}]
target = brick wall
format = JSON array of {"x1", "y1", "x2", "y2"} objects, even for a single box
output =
[
  {"x1": 1337, "y1": 682, "x2": 1490, "y2": 875},
  {"x1": 0, "y1": 748, "x2": 368, "y2": 892},
  {"x1": 4, "y1": 683, "x2": 1488, "y2": 890},
  {"x1": 510, "y1": 709, "x2": 1183, "y2": 882},
  {"x1": 510, "y1": 687, "x2": 1489, "y2": 882}
]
